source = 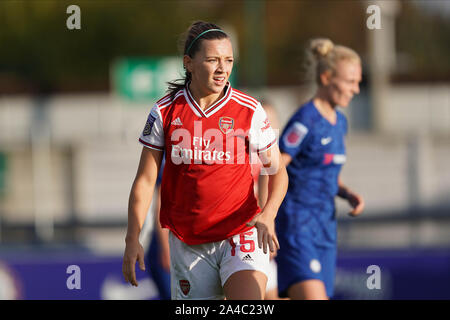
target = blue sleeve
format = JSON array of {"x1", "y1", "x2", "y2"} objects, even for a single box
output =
[{"x1": 279, "y1": 113, "x2": 310, "y2": 158}]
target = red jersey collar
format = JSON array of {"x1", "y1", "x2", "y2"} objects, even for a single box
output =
[{"x1": 184, "y1": 82, "x2": 232, "y2": 118}]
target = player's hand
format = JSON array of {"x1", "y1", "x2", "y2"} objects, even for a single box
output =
[
  {"x1": 122, "y1": 239, "x2": 146, "y2": 287},
  {"x1": 269, "y1": 250, "x2": 277, "y2": 260},
  {"x1": 247, "y1": 211, "x2": 280, "y2": 255},
  {"x1": 347, "y1": 192, "x2": 365, "y2": 217}
]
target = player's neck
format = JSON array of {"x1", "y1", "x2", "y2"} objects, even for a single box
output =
[
  {"x1": 188, "y1": 83, "x2": 225, "y2": 111},
  {"x1": 313, "y1": 94, "x2": 337, "y2": 125}
]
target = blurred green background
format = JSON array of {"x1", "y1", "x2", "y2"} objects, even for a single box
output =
[{"x1": 1, "y1": 0, "x2": 449, "y2": 94}]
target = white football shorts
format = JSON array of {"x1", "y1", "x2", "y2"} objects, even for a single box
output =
[
  {"x1": 266, "y1": 258, "x2": 278, "y2": 293},
  {"x1": 169, "y1": 227, "x2": 270, "y2": 300}
]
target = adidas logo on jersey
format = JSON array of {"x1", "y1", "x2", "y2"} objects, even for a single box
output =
[
  {"x1": 242, "y1": 254, "x2": 253, "y2": 262},
  {"x1": 171, "y1": 117, "x2": 183, "y2": 126}
]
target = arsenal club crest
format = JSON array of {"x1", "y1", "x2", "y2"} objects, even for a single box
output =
[
  {"x1": 219, "y1": 117, "x2": 234, "y2": 134},
  {"x1": 179, "y1": 279, "x2": 190, "y2": 296}
]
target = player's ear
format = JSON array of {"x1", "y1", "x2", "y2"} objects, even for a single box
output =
[
  {"x1": 319, "y1": 70, "x2": 332, "y2": 86},
  {"x1": 183, "y1": 55, "x2": 193, "y2": 73}
]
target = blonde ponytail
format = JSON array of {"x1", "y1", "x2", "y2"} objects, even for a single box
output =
[
  {"x1": 310, "y1": 38, "x2": 334, "y2": 58},
  {"x1": 304, "y1": 38, "x2": 361, "y2": 86}
]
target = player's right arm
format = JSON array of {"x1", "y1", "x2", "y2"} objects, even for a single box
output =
[{"x1": 123, "y1": 146, "x2": 163, "y2": 287}]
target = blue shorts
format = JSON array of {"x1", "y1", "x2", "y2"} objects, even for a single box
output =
[{"x1": 275, "y1": 234, "x2": 337, "y2": 298}]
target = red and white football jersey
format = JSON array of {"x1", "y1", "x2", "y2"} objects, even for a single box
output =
[{"x1": 139, "y1": 83, "x2": 277, "y2": 245}]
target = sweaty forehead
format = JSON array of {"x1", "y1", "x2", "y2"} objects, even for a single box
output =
[{"x1": 198, "y1": 38, "x2": 233, "y2": 57}]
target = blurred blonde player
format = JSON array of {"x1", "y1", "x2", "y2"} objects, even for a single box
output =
[{"x1": 276, "y1": 38, "x2": 365, "y2": 300}]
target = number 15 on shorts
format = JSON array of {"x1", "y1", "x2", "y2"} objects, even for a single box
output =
[{"x1": 229, "y1": 230, "x2": 256, "y2": 256}]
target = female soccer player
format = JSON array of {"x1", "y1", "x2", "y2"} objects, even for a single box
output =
[
  {"x1": 275, "y1": 38, "x2": 365, "y2": 300},
  {"x1": 122, "y1": 21, "x2": 288, "y2": 300}
]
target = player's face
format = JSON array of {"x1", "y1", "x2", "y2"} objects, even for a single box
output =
[
  {"x1": 327, "y1": 60, "x2": 362, "y2": 107},
  {"x1": 186, "y1": 38, "x2": 233, "y2": 96}
]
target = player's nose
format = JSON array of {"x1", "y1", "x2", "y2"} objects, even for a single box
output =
[{"x1": 216, "y1": 59, "x2": 226, "y2": 73}]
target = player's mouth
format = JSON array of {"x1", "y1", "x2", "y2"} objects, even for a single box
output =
[
  {"x1": 341, "y1": 95, "x2": 353, "y2": 106},
  {"x1": 213, "y1": 76, "x2": 226, "y2": 86}
]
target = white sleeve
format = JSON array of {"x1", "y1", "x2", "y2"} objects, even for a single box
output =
[
  {"x1": 139, "y1": 104, "x2": 164, "y2": 151},
  {"x1": 249, "y1": 102, "x2": 277, "y2": 153}
]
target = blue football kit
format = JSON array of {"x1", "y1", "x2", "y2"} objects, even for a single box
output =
[{"x1": 276, "y1": 100, "x2": 347, "y2": 297}]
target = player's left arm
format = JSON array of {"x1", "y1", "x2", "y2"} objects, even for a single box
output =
[
  {"x1": 337, "y1": 176, "x2": 365, "y2": 217},
  {"x1": 248, "y1": 146, "x2": 288, "y2": 254}
]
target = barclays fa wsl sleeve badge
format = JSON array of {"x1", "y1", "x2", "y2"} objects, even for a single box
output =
[{"x1": 143, "y1": 108, "x2": 158, "y2": 136}]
